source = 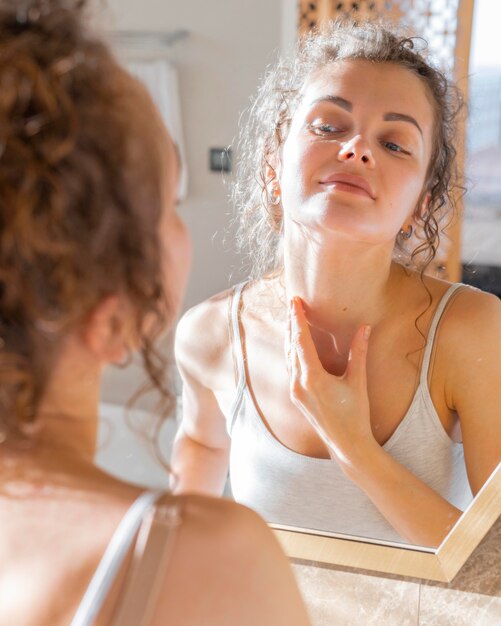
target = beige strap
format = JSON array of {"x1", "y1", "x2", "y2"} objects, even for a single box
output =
[
  {"x1": 420, "y1": 283, "x2": 467, "y2": 387},
  {"x1": 228, "y1": 284, "x2": 240, "y2": 387},
  {"x1": 109, "y1": 502, "x2": 182, "y2": 626}
]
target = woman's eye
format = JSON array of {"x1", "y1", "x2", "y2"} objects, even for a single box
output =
[
  {"x1": 309, "y1": 122, "x2": 340, "y2": 135},
  {"x1": 384, "y1": 141, "x2": 410, "y2": 155}
]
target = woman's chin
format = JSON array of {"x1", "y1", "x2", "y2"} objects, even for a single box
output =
[{"x1": 302, "y1": 218, "x2": 391, "y2": 244}]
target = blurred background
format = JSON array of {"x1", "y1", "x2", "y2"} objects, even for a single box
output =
[{"x1": 462, "y1": 0, "x2": 501, "y2": 295}]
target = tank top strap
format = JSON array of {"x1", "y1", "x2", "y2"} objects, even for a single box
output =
[
  {"x1": 419, "y1": 283, "x2": 466, "y2": 386},
  {"x1": 228, "y1": 281, "x2": 249, "y2": 387},
  {"x1": 227, "y1": 281, "x2": 249, "y2": 435},
  {"x1": 71, "y1": 490, "x2": 165, "y2": 626}
]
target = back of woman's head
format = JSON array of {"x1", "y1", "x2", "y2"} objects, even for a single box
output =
[
  {"x1": 234, "y1": 18, "x2": 464, "y2": 278},
  {"x1": 0, "y1": 0, "x2": 172, "y2": 438}
]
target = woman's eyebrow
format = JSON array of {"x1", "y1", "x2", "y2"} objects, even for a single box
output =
[
  {"x1": 309, "y1": 95, "x2": 352, "y2": 111},
  {"x1": 307, "y1": 96, "x2": 423, "y2": 136},
  {"x1": 383, "y1": 112, "x2": 423, "y2": 135}
]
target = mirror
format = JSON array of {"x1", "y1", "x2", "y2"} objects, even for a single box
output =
[
  {"x1": 269, "y1": 0, "x2": 501, "y2": 578},
  {"x1": 272, "y1": 462, "x2": 501, "y2": 582},
  {"x1": 96, "y1": 0, "x2": 500, "y2": 582}
]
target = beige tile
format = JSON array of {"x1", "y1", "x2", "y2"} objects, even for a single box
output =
[
  {"x1": 419, "y1": 586, "x2": 501, "y2": 626},
  {"x1": 292, "y1": 563, "x2": 420, "y2": 626},
  {"x1": 428, "y1": 518, "x2": 501, "y2": 596}
]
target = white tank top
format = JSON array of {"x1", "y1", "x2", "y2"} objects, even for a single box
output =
[{"x1": 226, "y1": 282, "x2": 474, "y2": 544}]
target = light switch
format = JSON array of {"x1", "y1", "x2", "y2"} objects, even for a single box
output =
[{"x1": 209, "y1": 147, "x2": 232, "y2": 172}]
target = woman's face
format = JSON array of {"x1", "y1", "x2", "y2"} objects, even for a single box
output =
[{"x1": 279, "y1": 59, "x2": 435, "y2": 245}]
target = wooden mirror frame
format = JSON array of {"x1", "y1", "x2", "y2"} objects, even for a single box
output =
[{"x1": 272, "y1": 463, "x2": 500, "y2": 582}]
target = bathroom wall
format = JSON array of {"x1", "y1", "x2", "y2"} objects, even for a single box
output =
[
  {"x1": 104, "y1": 0, "x2": 286, "y2": 311},
  {"x1": 99, "y1": 0, "x2": 290, "y2": 408}
]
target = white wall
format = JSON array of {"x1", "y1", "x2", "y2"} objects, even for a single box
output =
[
  {"x1": 106, "y1": 0, "x2": 283, "y2": 309},
  {"x1": 99, "y1": 1, "x2": 288, "y2": 409}
]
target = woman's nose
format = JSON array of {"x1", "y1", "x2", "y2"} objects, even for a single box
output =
[{"x1": 337, "y1": 135, "x2": 375, "y2": 168}]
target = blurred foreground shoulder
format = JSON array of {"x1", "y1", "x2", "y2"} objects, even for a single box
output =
[{"x1": 157, "y1": 493, "x2": 311, "y2": 626}]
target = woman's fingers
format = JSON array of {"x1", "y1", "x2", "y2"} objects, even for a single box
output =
[
  {"x1": 287, "y1": 302, "x2": 304, "y2": 407},
  {"x1": 346, "y1": 324, "x2": 371, "y2": 388},
  {"x1": 288, "y1": 297, "x2": 321, "y2": 407},
  {"x1": 290, "y1": 297, "x2": 322, "y2": 379},
  {"x1": 288, "y1": 295, "x2": 370, "y2": 395}
]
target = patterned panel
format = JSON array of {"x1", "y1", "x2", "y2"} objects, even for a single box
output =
[
  {"x1": 299, "y1": 1, "x2": 398, "y2": 34},
  {"x1": 398, "y1": 0, "x2": 460, "y2": 71},
  {"x1": 328, "y1": 1, "x2": 394, "y2": 20},
  {"x1": 299, "y1": 1, "x2": 320, "y2": 33},
  {"x1": 299, "y1": 0, "x2": 461, "y2": 71}
]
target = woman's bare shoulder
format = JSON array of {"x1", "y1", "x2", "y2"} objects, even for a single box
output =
[
  {"x1": 174, "y1": 279, "x2": 273, "y2": 387},
  {"x1": 161, "y1": 492, "x2": 267, "y2": 540},
  {"x1": 156, "y1": 493, "x2": 311, "y2": 626},
  {"x1": 174, "y1": 288, "x2": 235, "y2": 383},
  {"x1": 422, "y1": 280, "x2": 501, "y2": 397},
  {"x1": 398, "y1": 268, "x2": 500, "y2": 321},
  {"x1": 439, "y1": 284, "x2": 501, "y2": 347}
]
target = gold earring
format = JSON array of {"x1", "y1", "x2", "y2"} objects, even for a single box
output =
[
  {"x1": 399, "y1": 224, "x2": 414, "y2": 240},
  {"x1": 270, "y1": 185, "x2": 281, "y2": 206}
]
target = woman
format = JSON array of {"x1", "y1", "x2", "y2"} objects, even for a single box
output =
[
  {"x1": 0, "y1": 2, "x2": 311, "y2": 625},
  {"x1": 173, "y1": 20, "x2": 501, "y2": 547}
]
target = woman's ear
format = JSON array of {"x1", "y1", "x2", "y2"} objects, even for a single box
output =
[
  {"x1": 265, "y1": 162, "x2": 277, "y2": 184},
  {"x1": 265, "y1": 151, "x2": 283, "y2": 195},
  {"x1": 82, "y1": 296, "x2": 134, "y2": 364},
  {"x1": 265, "y1": 153, "x2": 282, "y2": 182}
]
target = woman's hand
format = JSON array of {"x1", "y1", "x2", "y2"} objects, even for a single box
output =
[{"x1": 287, "y1": 296, "x2": 377, "y2": 466}]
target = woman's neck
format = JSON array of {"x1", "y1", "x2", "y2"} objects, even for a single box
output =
[
  {"x1": 28, "y1": 340, "x2": 102, "y2": 464},
  {"x1": 283, "y1": 226, "x2": 403, "y2": 365}
]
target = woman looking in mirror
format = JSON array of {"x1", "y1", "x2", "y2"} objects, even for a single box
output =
[
  {"x1": 173, "y1": 20, "x2": 501, "y2": 547},
  {"x1": 0, "y1": 2, "x2": 311, "y2": 624}
]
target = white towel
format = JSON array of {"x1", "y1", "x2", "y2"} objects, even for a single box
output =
[{"x1": 127, "y1": 59, "x2": 188, "y2": 200}]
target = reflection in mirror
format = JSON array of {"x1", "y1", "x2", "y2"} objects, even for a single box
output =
[
  {"x1": 95, "y1": 0, "x2": 495, "y2": 576},
  {"x1": 172, "y1": 16, "x2": 500, "y2": 553},
  {"x1": 272, "y1": 462, "x2": 501, "y2": 582}
]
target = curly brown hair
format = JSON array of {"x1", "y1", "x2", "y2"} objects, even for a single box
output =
[
  {"x1": 0, "y1": 0, "x2": 174, "y2": 441},
  {"x1": 233, "y1": 19, "x2": 465, "y2": 279}
]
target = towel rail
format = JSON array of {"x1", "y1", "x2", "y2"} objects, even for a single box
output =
[{"x1": 113, "y1": 29, "x2": 189, "y2": 48}]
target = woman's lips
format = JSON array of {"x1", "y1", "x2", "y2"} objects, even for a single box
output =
[{"x1": 319, "y1": 174, "x2": 375, "y2": 199}]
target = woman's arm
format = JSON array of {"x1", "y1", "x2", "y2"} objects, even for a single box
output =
[
  {"x1": 444, "y1": 289, "x2": 501, "y2": 490},
  {"x1": 288, "y1": 291, "x2": 501, "y2": 547},
  {"x1": 170, "y1": 297, "x2": 233, "y2": 496}
]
